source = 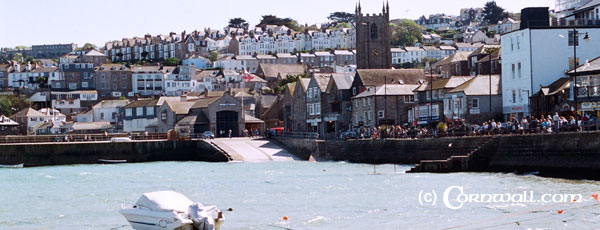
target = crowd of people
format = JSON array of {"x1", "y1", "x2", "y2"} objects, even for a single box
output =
[{"x1": 345, "y1": 112, "x2": 598, "y2": 140}]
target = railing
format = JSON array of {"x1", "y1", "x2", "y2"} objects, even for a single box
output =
[
  {"x1": 280, "y1": 132, "x2": 319, "y2": 139},
  {"x1": 0, "y1": 132, "x2": 167, "y2": 144}
]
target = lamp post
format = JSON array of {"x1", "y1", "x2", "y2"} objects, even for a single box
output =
[
  {"x1": 429, "y1": 63, "x2": 433, "y2": 126},
  {"x1": 572, "y1": 28, "x2": 590, "y2": 131},
  {"x1": 384, "y1": 75, "x2": 387, "y2": 126}
]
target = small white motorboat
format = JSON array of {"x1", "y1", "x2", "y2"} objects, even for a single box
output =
[{"x1": 120, "y1": 191, "x2": 224, "y2": 230}]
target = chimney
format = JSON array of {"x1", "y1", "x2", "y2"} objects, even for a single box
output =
[
  {"x1": 170, "y1": 32, "x2": 176, "y2": 37},
  {"x1": 181, "y1": 30, "x2": 186, "y2": 40}
]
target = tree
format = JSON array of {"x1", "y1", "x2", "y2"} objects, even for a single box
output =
[
  {"x1": 483, "y1": 1, "x2": 508, "y2": 24},
  {"x1": 12, "y1": 53, "x2": 23, "y2": 63},
  {"x1": 229, "y1": 18, "x2": 249, "y2": 29},
  {"x1": 0, "y1": 95, "x2": 30, "y2": 117},
  {"x1": 82, "y1": 43, "x2": 97, "y2": 50},
  {"x1": 256, "y1": 15, "x2": 300, "y2": 31},
  {"x1": 75, "y1": 43, "x2": 98, "y2": 51},
  {"x1": 328, "y1": 12, "x2": 355, "y2": 24},
  {"x1": 390, "y1": 20, "x2": 424, "y2": 47},
  {"x1": 162, "y1": 57, "x2": 180, "y2": 66},
  {"x1": 35, "y1": 76, "x2": 49, "y2": 89},
  {"x1": 14, "y1": 46, "x2": 28, "y2": 50},
  {"x1": 209, "y1": 50, "x2": 219, "y2": 62}
]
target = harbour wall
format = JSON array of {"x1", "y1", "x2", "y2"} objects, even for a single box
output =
[
  {"x1": 275, "y1": 132, "x2": 600, "y2": 179},
  {"x1": 273, "y1": 136, "x2": 491, "y2": 164},
  {"x1": 0, "y1": 140, "x2": 229, "y2": 167}
]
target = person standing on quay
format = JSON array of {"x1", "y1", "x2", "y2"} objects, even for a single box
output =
[
  {"x1": 553, "y1": 112, "x2": 560, "y2": 133},
  {"x1": 228, "y1": 129, "x2": 232, "y2": 139}
]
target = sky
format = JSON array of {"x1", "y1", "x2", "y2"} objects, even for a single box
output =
[{"x1": 0, "y1": 0, "x2": 552, "y2": 48}]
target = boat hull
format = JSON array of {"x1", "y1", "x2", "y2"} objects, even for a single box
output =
[{"x1": 120, "y1": 208, "x2": 192, "y2": 230}]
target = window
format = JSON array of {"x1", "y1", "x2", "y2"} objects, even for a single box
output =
[
  {"x1": 370, "y1": 24, "x2": 378, "y2": 40},
  {"x1": 378, "y1": 110, "x2": 385, "y2": 119},
  {"x1": 136, "y1": 107, "x2": 143, "y2": 116},
  {"x1": 404, "y1": 95, "x2": 415, "y2": 103},
  {"x1": 368, "y1": 110, "x2": 373, "y2": 121},
  {"x1": 367, "y1": 97, "x2": 371, "y2": 106},
  {"x1": 315, "y1": 103, "x2": 321, "y2": 115},
  {"x1": 568, "y1": 31, "x2": 579, "y2": 46},
  {"x1": 362, "y1": 98, "x2": 366, "y2": 107},
  {"x1": 512, "y1": 90, "x2": 516, "y2": 103},
  {"x1": 161, "y1": 112, "x2": 167, "y2": 121},
  {"x1": 510, "y1": 37, "x2": 514, "y2": 51},
  {"x1": 146, "y1": 107, "x2": 154, "y2": 116},
  {"x1": 68, "y1": 83, "x2": 77, "y2": 90},
  {"x1": 426, "y1": 91, "x2": 431, "y2": 100},
  {"x1": 100, "y1": 113, "x2": 105, "y2": 120},
  {"x1": 355, "y1": 99, "x2": 359, "y2": 108},
  {"x1": 517, "y1": 62, "x2": 522, "y2": 78},
  {"x1": 82, "y1": 82, "x2": 89, "y2": 88},
  {"x1": 125, "y1": 108, "x2": 132, "y2": 117},
  {"x1": 470, "y1": 98, "x2": 479, "y2": 108},
  {"x1": 511, "y1": 64, "x2": 516, "y2": 79}
]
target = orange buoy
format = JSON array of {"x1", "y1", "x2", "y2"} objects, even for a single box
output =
[
  {"x1": 283, "y1": 216, "x2": 289, "y2": 221},
  {"x1": 592, "y1": 194, "x2": 599, "y2": 201},
  {"x1": 558, "y1": 210, "x2": 564, "y2": 214}
]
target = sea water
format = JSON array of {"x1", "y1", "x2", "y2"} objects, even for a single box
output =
[{"x1": 1, "y1": 161, "x2": 600, "y2": 229}]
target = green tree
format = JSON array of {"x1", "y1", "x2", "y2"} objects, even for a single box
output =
[
  {"x1": 390, "y1": 20, "x2": 424, "y2": 46},
  {"x1": 12, "y1": 53, "x2": 23, "y2": 63},
  {"x1": 162, "y1": 57, "x2": 180, "y2": 66},
  {"x1": 328, "y1": 12, "x2": 355, "y2": 24},
  {"x1": 0, "y1": 95, "x2": 30, "y2": 117},
  {"x1": 256, "y1": 15, "x2": 301, "y2": 31},
  {"x1": 14, "y1": 46, "x2": 28, "y2": 50},
  {"x1": 483, "y1": 1, "x2": 508, "y2": 24},
  {"x1": 36, "y1": 76, "x2": 49, "y2": 89},
  {"x1": 209, "y1": 50, "x2": 219, "y2": 62},
  {"x1": 229, "y1": 18, "x2": 249, "y2": 29}
]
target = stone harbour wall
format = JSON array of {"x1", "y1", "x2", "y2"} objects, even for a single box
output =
[{"x1": 0, "y1": 140, "x2": 229, "y2": 167}]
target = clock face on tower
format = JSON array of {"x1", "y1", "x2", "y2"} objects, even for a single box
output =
[{"x1": 370, "y1": 49, "x2": 380, "y2": 57}]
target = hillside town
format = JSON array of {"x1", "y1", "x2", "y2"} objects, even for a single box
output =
[{"x1": 1, "y1": 0, "x2": 599, "y2": 140}]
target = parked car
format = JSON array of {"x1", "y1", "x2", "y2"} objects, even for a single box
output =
[
  {"x1": 266, "y1": 129, "x2": 277, "y2": 138},
  {"x1": 341, "y1": 130, "x2": 358, "y2": 140},
  {"x1": 202, "y1": 131, "x2": 215, "y2": 139},
  {"x1": 110, "y1": 137, "x2": 131, "y2": 142}
]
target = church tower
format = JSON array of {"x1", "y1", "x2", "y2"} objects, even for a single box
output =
[{"x1": 355, "y1": 1, "x2": 392, "y2": 69}]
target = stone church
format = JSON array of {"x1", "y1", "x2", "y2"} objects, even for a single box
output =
[{"x1": 355, "y1": 2, "x2": 392, "y2": 69}]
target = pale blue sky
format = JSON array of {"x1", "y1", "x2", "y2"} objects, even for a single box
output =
[{"x1": 0, "y1": 0, "x2": 552, "y2": 48}]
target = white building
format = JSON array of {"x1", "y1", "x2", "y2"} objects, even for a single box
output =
[
  {"x1": 404, "y1": 47, "x2": 427, "y2": 63},
  {"x1": 164, "y1": 66, "x2": 195, "y2": 96},
  {"x1": 51, "y1": 90, "x2": 98, "y2": 115},
  {"x1": 391, "y1": 48, "x2": 406, "y2": 65},
  {"x1": 501, "y1": 26, "x2": 600, "y2": 119},
  {"x1": 131, "y1": 66, "x2": 168, "y2": 96}
]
